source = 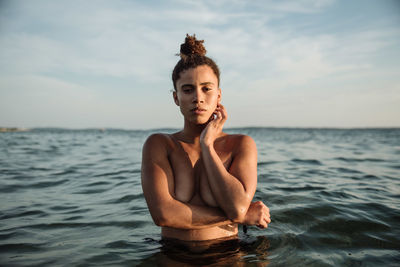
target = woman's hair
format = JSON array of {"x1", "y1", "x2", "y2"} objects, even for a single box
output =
[{"x1": 172, "y1": 34, "x2": 220, "y2": 90}]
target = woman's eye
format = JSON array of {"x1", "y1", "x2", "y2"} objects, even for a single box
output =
[{"x1": 203, "y1": 87, "x2": 211, "y2": 91}]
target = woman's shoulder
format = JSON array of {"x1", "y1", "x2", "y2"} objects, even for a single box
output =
[
  {"x1": 143, "y1": 133, "x2": 175, "y2": 152},
  {"x1": 222, "y1": 133, "x2": 256, "y2": 145},
  {"x1": 144, "y1": 132, "x2": 170, "y2": 142},
  {"x1": 219, "y1": 133, "x2": 257, "y2": 154}
]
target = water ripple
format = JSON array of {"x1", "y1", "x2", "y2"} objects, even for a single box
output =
[
  {"x1": 291, "y1": 159, "x2": 323, "y2": 165},
  {"x1": 1, "y1": 128, "x2": 399, "y2": 266},
  {"x1": 334, "y1": 157, "x2": 385, "y2": 163}
]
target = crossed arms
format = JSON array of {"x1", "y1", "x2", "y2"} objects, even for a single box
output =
[{"x1": 141, "y1": 133, "x2": 270, "y2": 230}]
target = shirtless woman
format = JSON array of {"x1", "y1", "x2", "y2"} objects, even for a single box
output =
[{"x1": 141, "y1": 34, "x2": 271, "y2": 243}]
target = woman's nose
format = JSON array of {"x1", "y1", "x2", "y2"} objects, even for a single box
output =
[{"x1": 192, "y1": 89, "x2": 204, "y2": 103}]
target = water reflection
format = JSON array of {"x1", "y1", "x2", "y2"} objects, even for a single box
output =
[{"x1": 138, "y1": 235, "x2": 270, "y2": 266}]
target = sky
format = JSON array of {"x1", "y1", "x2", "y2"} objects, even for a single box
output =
[{"x1": 0, "y1": 0, "x2": 399, "y2": 129}]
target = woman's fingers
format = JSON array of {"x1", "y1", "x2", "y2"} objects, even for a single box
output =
[
  {"x1": 216, "y1": 110, "x2": 222, "y2": 120},
  {"x1": 213, "y1": 104, "x2": 227, "y2": 126},
  {"x1": 263, "y1": 218, "x2": 270, "y2": 228},
  {"x1": 259, "y1": 204, "x2": 271, "y2": 228},
  {"x1": 265, "y1": 206, "x2": 271, "y2": 223},
  {"x1": 257, "y1": 219, "x2": 268, "y2": 229},
  {"x1": 219, "y1": 104, "x2": 228, "y2": 122},
  {"x1": 256, "y1": 217, "x2": 270, "y2": 229}
]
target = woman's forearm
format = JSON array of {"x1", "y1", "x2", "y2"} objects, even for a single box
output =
[
  {"x1": 200, "y1": 143, "x2": 251, "y2": 222},
  {"x1": 154, "y1": 198, "x2": 233, "y2": 229}
]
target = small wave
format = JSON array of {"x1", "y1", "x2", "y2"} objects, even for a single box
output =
[
  {"x1": 72, "y1": 143, "x2": 85, "y2": 147},
  {"x1": 0, "y1": 179, "x2": 68, "y2": 193},
  {"x1": 53, "y1": 168, "x2": 77, "y2": 176},
  {"x1": 332, "y1": 167, "x2": 363, "y2": 174},
  {"x1": 143, "y1": 237, "x2": 160, "y2": 244},
  {"x1": 0, "y1": 243, "x2": 44, "y2": 253},
  {"x1": 334, "y1": 157, "x2": 384, "y2": 163},
  {"x1": 362, "y1": 174, "x2": 379, "y2": 179},
  {"x1": 0, "y1": 209, "x2": 48, "y2": 220},
  {"x1": 115, "y1": 181, "x2": 132, "y2": 186},
  {"x1": 258, "y1": 161, "x2": 280, "y2": 166},
  {"x1": 267, "y1": 232, "x2": 302, "y2": 250},
  {"x1": 309, "y1": 218, "x2": 391, "y2": 236},
  {"x1": 30, "y1": 179, "x2": 69, "y2": 189},
  {"x1": 93, "y1": 169, "x2": 138, "y2": 178},
  {"x1": 5, "y1": 174, "x2": 34, "y2": 181},
  {"x1": 273, "y1": 204, "x2": 342, "y2": 226},
  {"x1": 291, "y1": 159, "x2": 323, "y2": 165},
  {"x1": 73, "y1": 188, "x2": 111, "y2": 194},
  {"x1": 19, "y1": 220, "x2": 148, "y2": 230},
  {"x1": 320, "y1": 190, "x2": 362, "y2": 201},
  {"x1": 109, "y1": 176, "x2": 129, "y2": 181},
  {"x1": 28, "y1": 167, "x2": 52, "y2": 171},
  {"x1": 84, "y1": 181, "x2": 111, "y2": 187},
  {"x1": 105, "y1": 193, "x2": 142, "y2": 204},
  {"x1": 0, "y1": 232, "x2": 19, "y2": 241},
  {"x1": 0, "y1": 168, "x2": 19, "y2": 176},
  {"x1": 59, "y1": 208, "x2": 92, "y2": 215},
  {"x1": 388, "y1": 164, "x2": 400, "y2": 170},
  {"x1": 63, "y1": 216, "x2": 84, "y2": 221},
  {"x1": 276, "y1": 185, "x2": 326, "y2": 192},
  {"x1": 99, "y1": 157, "x2": 121, "y2": 162},
  {"x1": 48, "y1": 205, "x2": 79, "y2": 212},
  {"x1": 104, "y1": 240, "x2": 132, "y2": 249}
]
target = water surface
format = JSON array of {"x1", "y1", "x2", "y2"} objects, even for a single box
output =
[{"x1": 1, "y1": 128, "x2": 399, "y2": 266}]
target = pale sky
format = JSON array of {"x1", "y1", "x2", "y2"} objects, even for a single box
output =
[{"x1": 1, "y1": 0, "x2": 399, "y2": 129}]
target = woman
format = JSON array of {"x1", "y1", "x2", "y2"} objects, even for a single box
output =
[{"x1": 141, "y1": 34, "x2": 270, "y2": 244}]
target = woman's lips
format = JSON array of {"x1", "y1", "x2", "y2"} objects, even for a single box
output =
[{"x1": 191, "y1": 107, "x2": 206, "y2": 115}]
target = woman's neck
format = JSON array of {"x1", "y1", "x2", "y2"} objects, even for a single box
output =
[{"x1": 178, "y1": 120, "x2": 207, "y2": 144}]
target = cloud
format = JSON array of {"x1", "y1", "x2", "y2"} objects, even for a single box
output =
[
  {"x1": 1, "y1": 0, "x2": 399, "y2": 128},
  {"x1": 0, "y1": 1, "x2": 176, "y2": 82}
]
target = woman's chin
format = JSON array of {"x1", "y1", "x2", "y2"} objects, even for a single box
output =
[
  {"x1": 196, "y1": 120, "x2": 210, "y2": 125},
  {"x1": 190, "y1": 117, "x2": 211, "y2": 125},
  {"x1": 185, "y1": 113, "x2": 213, "y2": 125}
]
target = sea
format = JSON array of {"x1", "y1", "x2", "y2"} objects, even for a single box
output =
[{"x1": 0, "y1": 127, "x2": 399, "y2": 266}]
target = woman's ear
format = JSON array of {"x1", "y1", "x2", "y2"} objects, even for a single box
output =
[
  {"x1": 217, "y1": 88, "x2": 221, "y2": 104},
  {"x1": 173, "y1": 91, "x2": 180, "y2": 106}
]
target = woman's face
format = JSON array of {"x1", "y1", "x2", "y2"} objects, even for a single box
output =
[{"x1": 173, "y1": 65, "x2": 221, "y2": 125}]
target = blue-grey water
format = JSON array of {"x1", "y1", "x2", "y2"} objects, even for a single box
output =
[{"x1": 1, "y1": 128, "x2": 399, "y2": 266}]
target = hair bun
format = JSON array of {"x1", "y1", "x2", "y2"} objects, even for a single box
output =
[{"x1": 179, "y1": 34, "x2": 207, "y2": 59}]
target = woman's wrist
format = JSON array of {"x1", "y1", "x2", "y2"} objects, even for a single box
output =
[{"x1": 200, "y1": 140, "x2": 214, "y2": 150}]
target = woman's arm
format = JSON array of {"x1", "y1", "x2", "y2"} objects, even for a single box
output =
[
  {"x1": 200, "y1": 104, "x2": 270, "y2": 227},
  {"x1": 201, "y1": 134, "x2": 258, "y2": 222},
  {"x1": 141, "y1": 134, "x2": 232, "y2": 230}
]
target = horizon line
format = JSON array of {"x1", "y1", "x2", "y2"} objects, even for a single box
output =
[{"x1": 1, "y1": 126, "x2": 400, "y2": 132}]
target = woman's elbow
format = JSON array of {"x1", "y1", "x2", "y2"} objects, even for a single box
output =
[
  {"x1": 227, "y1": 206, "x2": 247, "y2": 223},
  {"x1": 153, "y1": 217, "x2": 166, "y2": 227},
  {"x1": 151, "y1": 211, "x2": 170, "y2": 227},
  {"x1": 226, "y1": 196, "x2": 252, "y2": 223}
]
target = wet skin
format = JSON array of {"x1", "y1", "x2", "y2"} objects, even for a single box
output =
[{"x1": 141, "y1": 65, "x2": 270, "y2": 242}]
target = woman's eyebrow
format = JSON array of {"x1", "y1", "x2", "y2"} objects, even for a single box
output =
[
  {"x1": 180, "y1": 84, "x2": 195, "y2": 89},
  {"x1": 200, "y1": 82, "x2": 214, "y2": 86},
  {"x1": 180, "y1": 82, "x2": 214, "y2": 89}
]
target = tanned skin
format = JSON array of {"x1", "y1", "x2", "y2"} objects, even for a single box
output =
[{"x1": 141, "y1": 65, "x2": 270, "y2": 241}]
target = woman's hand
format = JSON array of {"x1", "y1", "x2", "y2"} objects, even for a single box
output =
[
  {"x1": 200, "y1": 104, "x2": 227, "y2": 147},
  {"x1": 242, "y1": 201, "x2": 271, "y2": 229}
]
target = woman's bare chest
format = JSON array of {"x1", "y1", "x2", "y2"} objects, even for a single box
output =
[{"x1": 168, "y1": 142, "x2": 232, "y2": 204}]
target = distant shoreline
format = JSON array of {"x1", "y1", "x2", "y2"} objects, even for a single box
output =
[{"x1": 0, "y1": 127, "x2": 30, "y2": 133}]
